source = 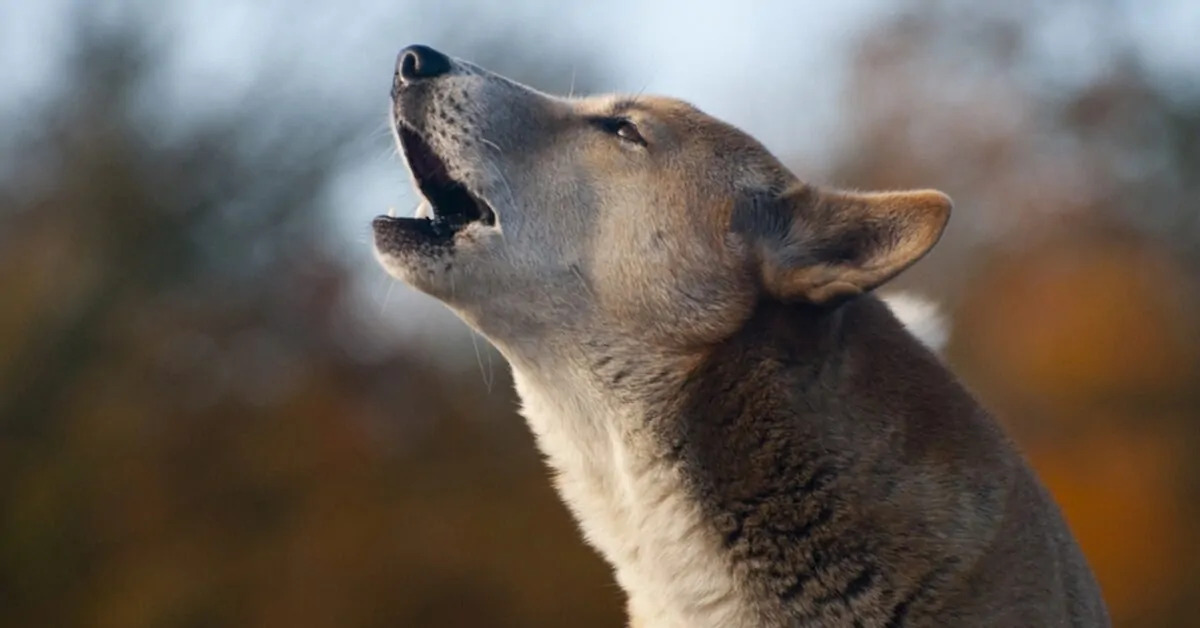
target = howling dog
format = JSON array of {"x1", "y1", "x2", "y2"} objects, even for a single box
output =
[{"x1": 372, "y1": 45, "x2": 1109, "y2": 627}]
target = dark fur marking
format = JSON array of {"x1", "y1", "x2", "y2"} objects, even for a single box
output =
[
  {"x1": 779, "y1": 570, "x2": 814, "y2": 602},
  {"x1": 884, "y1": 566, "x2": 948, "y2": 628},
  {"x1": 814, "y1": 566, "x2": 876, "y2": 606}
]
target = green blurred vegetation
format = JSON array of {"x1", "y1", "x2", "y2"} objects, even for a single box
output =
[{"x1": 1, "y1": 2, "x2": 1198, "y2": 627}]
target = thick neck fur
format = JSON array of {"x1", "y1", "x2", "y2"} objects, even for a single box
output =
[{"x1": 504, "y1": 296, "x2": 1108, "y2": 627}]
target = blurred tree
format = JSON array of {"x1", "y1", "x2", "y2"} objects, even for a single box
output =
[
  {"x1": 0, "y1": 8, "x2": 621, "y2": 628},
  {"x1": 7, "y1": 1, "x2": 1198, "y2": 626},
  {"x1": 828, "y1": 1, "x2": 1200, "y2": 625}
]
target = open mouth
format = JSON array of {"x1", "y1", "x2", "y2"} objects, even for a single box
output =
[{"x1": 394, "y1": 126, "x2": 496, "y2": 240}]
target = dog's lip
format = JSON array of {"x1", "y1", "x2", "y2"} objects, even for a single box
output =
[
  {"x1": 385, "y1": 123, "x2": 497, "y2": 243},
  {"x1": 372, "y1": 212, "x2": 454, "y2": 243}
]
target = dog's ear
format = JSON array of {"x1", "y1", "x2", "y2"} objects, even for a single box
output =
[{"x1": 735, "y1": 185, "x2": 951, "y2": 304}]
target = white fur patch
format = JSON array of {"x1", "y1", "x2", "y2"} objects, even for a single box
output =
[
  {"x1": 508, "y1": 295, "x2": 948, "y2": 627},
  {"x1": 512, "y1": 367, "x2": 756, "y2": 628},
  {"x1": 880, "y1": 292, "x2": 949, "y2": 353}
]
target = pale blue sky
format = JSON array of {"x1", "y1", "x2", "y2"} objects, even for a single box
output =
[
  {"x1": 3, "y1": 0, "x2": 1197, "y2": 349},
  {"x1": 0, "y1": 0, "x2": 894, "y2": 346}
]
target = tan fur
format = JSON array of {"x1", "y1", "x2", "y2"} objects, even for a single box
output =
[{"x1": 373, "y1": 46, "x2": 1109, "y2": 627}]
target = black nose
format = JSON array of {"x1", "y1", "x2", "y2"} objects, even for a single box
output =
[{"x1": 396, "y1": 45, "x2": 452, "y2": 83}]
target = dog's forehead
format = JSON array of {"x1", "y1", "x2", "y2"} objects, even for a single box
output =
[
  {"x1": 570, "y1": 94, "x2": 701, "y2": 119},
  {"x1": 568, "y1": 95, "x2": 785, "y2": 166}
]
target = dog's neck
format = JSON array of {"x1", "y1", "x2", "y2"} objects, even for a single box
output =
[
  {"x1": 499, "y1": 300, "x2": 869, "y2": 627},
  {"x1": 508, "y1": 351, "x2": 756, "y2": 628}
]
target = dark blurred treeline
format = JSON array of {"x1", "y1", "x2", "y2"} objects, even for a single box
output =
[
  {"x1": 1, "y1": 2, "x2": 1198, "y2": 627},
  {"x1": 0, "y1": 12, "x2": 621, "y2": 628}
]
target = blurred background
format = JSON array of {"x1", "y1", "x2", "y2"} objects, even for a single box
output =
[{"x1": 2, "y1": 0, "x2": 1198, "y2": 626}]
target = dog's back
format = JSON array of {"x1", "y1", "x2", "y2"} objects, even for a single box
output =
[{"x1": 674, "y1": 295, "x2": 1107, "y2": 625}]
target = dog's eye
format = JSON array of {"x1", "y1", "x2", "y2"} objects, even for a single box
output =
[{"x1": 598, "y1": 117, "x2": 647, "y2": 146}]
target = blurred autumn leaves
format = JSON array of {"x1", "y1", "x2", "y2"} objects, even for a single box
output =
[
  {"x1": 2, "y1": 2, "x2": 1199, "y2": 627},
  {"x1": 0, "y1": 16, "x2": 620, "y2": 628},
  {"x1": 834, "y1": 4, "x2": 1200, "y2": 624},
  {"x1": 955, "y1": 231, "x2": 1199, "y2": 623}
]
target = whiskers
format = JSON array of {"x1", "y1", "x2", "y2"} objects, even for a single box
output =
[
  {"x1": 569, "y1": 263, "x2": 595, "y2": 300},
  {"x1": 368, "y1": 117, "x2": 396, "y2": 142},
  {"x1": 469, "y1": 326, "x2": 496, "y2": 394},
  {"x1": 450, "y1": 270, "x2": 496, "y2": 393},
  {"x1": 479, "y1": 137, "x2": 503, "y2": 154},
  {"x1": 630, "y1": 81, "x2": 651, "y2": 106},
  {"x1": 375, "y1": 203, "x2": 419, "y2": 316},
  {"x1": 378, "y1": 273, "x2": 398, "y2": 316},
  {"x1": 479, "y1": 158, "x2": 515, "y2": 239},
  {"x1": 477, "y1": 133, "x2": 513, "y2": 228}
]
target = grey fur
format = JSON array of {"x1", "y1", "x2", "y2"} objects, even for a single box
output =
[{"x1": 373, "y1": 46, "x2": 1110, "y2": 627}]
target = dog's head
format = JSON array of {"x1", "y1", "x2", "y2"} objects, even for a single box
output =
[{"x1": 374, "y1": 45, "x2": 951, "y2": 351}]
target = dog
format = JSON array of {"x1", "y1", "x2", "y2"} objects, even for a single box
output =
[{"x1": 372, "y1": 44, "x2": 1110, "y2": 627}]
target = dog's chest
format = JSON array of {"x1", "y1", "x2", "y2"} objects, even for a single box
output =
[{"x1": 512, "y1": 369, "x2": 753, "y2": 627}]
